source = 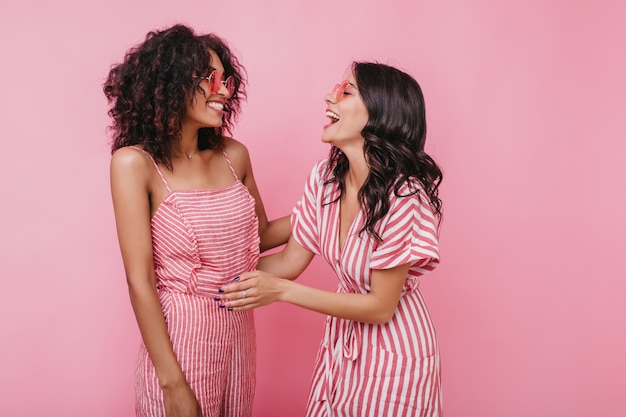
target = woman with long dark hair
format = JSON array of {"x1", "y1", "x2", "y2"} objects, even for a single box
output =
[
  {"x1": 220, "y1": 61, "x2": 443, "y2": 416},
  {"x1": 104, "y1": 24, "x2": 289, "y2": 417}
]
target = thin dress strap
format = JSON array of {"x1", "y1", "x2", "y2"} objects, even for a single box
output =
[
  {"x1": 221, "y1": 150, "x2": 239, "y2": 181},
  {"x1": 129, "y1": 146, "x2": 173, "y2": 193}
]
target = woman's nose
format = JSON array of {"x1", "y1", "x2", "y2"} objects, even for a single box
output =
[{"x1": 219, "y1": 82, "x2": 231, "y2": 98}]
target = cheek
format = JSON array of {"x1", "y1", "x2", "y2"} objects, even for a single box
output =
[
  {"x1": 188, "y1": 93, "x2": 207, "y2": 113},
  {"x1": 353, "y1": 111, "x2": 369, "y2": 133},
  {"x1": 346, "y1": 103, "x2": 369, "y2": 132}
]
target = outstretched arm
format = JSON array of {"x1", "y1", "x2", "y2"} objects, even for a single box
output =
[
  {"x1": 220, "y1": 255, "x2": 409, "y2": 325},
  {"x1": 256, "y1": 234, "x2": 316, "y2": 279},
  {"x1": 111, "y1": 148, "x2": 201, "y2": 416}
]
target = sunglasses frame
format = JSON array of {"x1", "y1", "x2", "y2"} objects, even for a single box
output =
[
  {"x1": 194, "y1": 70, "x2": 235, "y2": 97},
  {"x1": 331, "y1": 80, "x2": 356, "y2": 102}
]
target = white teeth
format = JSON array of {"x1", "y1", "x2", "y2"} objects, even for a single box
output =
[
  {"x1": 326, "y1": 110, "x2": 339, "y2": 122},
  {"x1": 208, "y1": 102, "x2": 224, "y2": 111}
]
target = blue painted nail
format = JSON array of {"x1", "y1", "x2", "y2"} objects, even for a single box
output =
[
  {"x1": 214, "y1": 296, "x2": 221, "y2": 301},
  {"x1": 219, "y1": 303, "x2": 225, "y2": 308},
  {"x1": 219, "y1": 288, "x2": 224, "y2": 293},
  {"x1": 227, "y1": 307, "x2": 233, "y2": 311},
  {"x1": 233, "y1": 276, "x2": 240, "y2": 281}
]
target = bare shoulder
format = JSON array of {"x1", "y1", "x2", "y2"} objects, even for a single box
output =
[
  {"x1": 110, "y1": 146, "x2": 152, "y2": 182},
  {"x1": 222, "y1": 137, "x2": 252, "y2": 179},
  {"x1": 222, "y1": 137, "x2": 251, "y2": 162}
]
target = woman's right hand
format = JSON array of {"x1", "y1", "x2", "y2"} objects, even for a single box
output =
[
  {"x1": 162, "y1": 382, "x2": 203, "y2": 417},
  {"x1": 219, "y1": 270, "x2": 287, "y2": 311}
]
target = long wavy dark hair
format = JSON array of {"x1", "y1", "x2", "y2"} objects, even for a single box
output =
[
  {"x1": 103, "y1": 24, "x2": 247, "y2": 168},
  {"x1": 325, "y1": 62, "x2": 443, "y2": 240}
]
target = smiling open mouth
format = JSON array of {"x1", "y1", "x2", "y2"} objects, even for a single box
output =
[
  {"x1": 326, "y1": 110, "x2": 339, "y2": 123},
  {"x1": 208, "y1": 102, "x2": 224, "y2": 111}
]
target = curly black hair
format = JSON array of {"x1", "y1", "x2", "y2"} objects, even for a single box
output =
[
  {"x1": 324, "y1": 62, "x2": 443, "y2": 240},
  {"x1": 103, "y1": 24, "x2": 247, "y2": 168}
]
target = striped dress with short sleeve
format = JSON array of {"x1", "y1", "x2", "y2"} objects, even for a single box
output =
[{"x1": 291, "y1": 159, "x2": 442, "y2": 417}]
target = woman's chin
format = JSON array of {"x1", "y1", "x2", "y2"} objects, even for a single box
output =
[{"x1": 320, "y1": 133, "x2": 334, "y2": 144}]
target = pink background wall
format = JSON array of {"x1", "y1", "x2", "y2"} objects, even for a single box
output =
[{"x1": 1, "y1": 1, "x2": 624, "y2": 416}]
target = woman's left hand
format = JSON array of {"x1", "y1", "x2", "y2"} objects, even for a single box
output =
[{"x1": 217, "y1": 270, "x2": 285, "y2": 311}]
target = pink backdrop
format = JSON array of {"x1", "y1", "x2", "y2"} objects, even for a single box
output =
[{"x1": 1, "y1": 1, "x2": 624, "y2": 416}]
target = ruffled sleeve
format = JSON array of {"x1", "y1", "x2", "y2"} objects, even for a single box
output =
[
  {"x1": 369, "y1": 186, "x2": 440, "y2": 275},
  {"x1": 290, "y1": 159, "x2": 327, "y2": 256}
]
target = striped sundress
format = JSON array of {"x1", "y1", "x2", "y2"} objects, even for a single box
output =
[
  {"x1": 292, "y1": 159, "x2": 442, "y2": 417},
  {"x1": 132, "y1": 147, "x2": 260, "y2": 417}
]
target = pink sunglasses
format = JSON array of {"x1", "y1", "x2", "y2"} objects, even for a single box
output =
[
  {"x1": 194, "y1": 70, "x2": 235, "y2": 97},
  {"x1": 331, "y1": 80, "x2": 356, "y2": 102}
]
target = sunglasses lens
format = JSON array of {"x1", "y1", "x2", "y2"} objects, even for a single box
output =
[
  {"x1": 208, "y1": 71, "x2": 235, "y2": 97},
  {"x1": 225, "y1": 77, "x2": 235, "y2": 97},
  {"x1": 333, "y1": 81, "x2": 349, "y2": 102},
  {"x1": 207, "y1": 71, "x2": 220, "y2": 94},
  {"x1": 332, "y1": 84, "x2": 341, "y2": 101}
]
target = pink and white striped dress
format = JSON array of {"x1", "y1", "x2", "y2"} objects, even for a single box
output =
[
  {"x1": 133, "y1": 148, "x2": 260, "y2": 417},
  {"x1": 292, "y1": 159, "x2": 442, "y2": 417}
]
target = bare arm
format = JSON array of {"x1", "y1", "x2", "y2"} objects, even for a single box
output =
[
  {"x1": 257, "y1": 235, "x2": 315, "y2": 279},
  {"x1": 226, "y1": 138, "x2": 290, "y2": 252},
  {"x1": 110, "y1": 148, "x2": 201, "y2": 416},
  {"x1": 258, "y1": 215, "x2": 291, "y2": 253},
  {"x1": 221, "y1": 263, "x2": 409, "y2": 325}
]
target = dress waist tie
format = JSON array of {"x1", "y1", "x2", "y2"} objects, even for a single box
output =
[{"x1": 320, "y1": 288, "x2": 362, "y2": 416}]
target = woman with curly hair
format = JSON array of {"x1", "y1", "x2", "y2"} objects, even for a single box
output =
[
  {"x1": 220, "y1": 62, "x2": 444, "y2": 416},
  {"x1": 104, "y1": 24, "x2": 289, "y2": 417}
]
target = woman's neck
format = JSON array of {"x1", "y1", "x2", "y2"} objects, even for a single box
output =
[
  {"x1": 174, "y1": 125, "x2": 200, "y2": 159},
  {"x1": 343, "y1": 149, "x2": 369, "y2": 190}
]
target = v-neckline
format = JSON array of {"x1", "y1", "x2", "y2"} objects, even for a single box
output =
[{"x1": 336, "y1": 198, "x2": 362, "y2": 255}]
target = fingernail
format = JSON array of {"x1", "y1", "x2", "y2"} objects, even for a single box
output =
[
  {"x1": 219, "y1": 288, "x2": 224, "y2": 293},
  {"x1": 219, "y1": 303, "x2": 225, "y2": 308},
  {"x1": 227, "y1": 307, "x2": 233, "y2": 311},
  {"x1": 214, "y1": 296, "x2": 221, "y2": 301},
  {"x1": 233, "y1": 276, "x2": 240, "y2": 281}
]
